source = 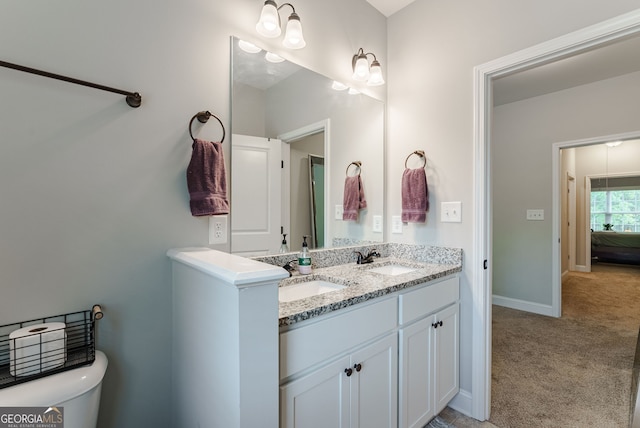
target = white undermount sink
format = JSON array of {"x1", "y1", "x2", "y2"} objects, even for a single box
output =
[
  {"x1": 368, "y1": 264, "x2": 417, "y2": 276},
  {"x1": 278, "y1": 280, "x2": 346, "y2": 303}
]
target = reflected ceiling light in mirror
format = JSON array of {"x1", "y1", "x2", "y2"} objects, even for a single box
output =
[
  {"x1": 352, "y1": 48, "x2": 385, "y2": 86},
  {"x1": 331, "y1": 81, "x2": 349, "y2": 91},
  {"x1": 256, "y1": 1, "x2": 306, "y2": 49},
  {"x1": 265, "y1": 52, "x2": 285, "y2": 63},
  {"x1": 238, "y1": 40, "x2": 262, "y2": 54},
  {"x1": 606, "y1": 141, "x2": 623, "y2": 147},
  {"x1": 348, "y1": 87, "x2": 361, "y2": 95}
]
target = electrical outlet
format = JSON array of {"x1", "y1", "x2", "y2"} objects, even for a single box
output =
[
  {"x1": 392, "y1": 216, "x2": 403, "y2": 234},
  {"x1": 335, "y1": 205, "x2": 343, "y2": 220},
  {"x1": 372, "y1": 215, "x2": 383, "y2": 233},
  {"x1": 208, "y1": 215, "x2": 228, "y2": 244},
  {"x1": 526, "y1": 209, "x2": 544, "y2": 221}
]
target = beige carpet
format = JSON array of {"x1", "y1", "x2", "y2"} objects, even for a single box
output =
[{"x1": 489, "y1": 264, "x2": 640, "y2": 428}]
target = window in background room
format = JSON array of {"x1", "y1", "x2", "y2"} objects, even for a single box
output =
[{"x1": 591, "y1": 189, "x2": 640, "y2": 232}]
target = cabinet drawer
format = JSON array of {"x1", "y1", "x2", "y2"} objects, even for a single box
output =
[
  {"x1": 280, "y1": 297, "x2": 398, "y2": 380},
  {"x1": 399, "y1": 277, "x2": 458, "y2": 325}
]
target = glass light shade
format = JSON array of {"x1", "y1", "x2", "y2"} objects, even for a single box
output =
[
  {"x1": 366, "y1": 60, "x2": 385, "y2": 86},
  {"x1": 348, "y1": 87, "x2": 361, "y2": 95},
  {"x1": 238, "y1": 40, "x2": 262, "y2": 54},
  {"x1": 256, "y1": 0, "x2": 281, "y2": 38},
  {"x1": 265, "y1": 52, "x2": 285, "y2": 63},
  {"x1": 331, "y1": 81, "x2": 349, "y2": 91},
  {"x1": 282, "y1": 14, "x2": 306, "y2": 49},
  {"x1": 352, "y1": 55, "x2": 370, "y2": 81}
]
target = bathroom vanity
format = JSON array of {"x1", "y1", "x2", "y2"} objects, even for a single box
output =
[{"x1": 168, "y1": 244, "x2": 462, "y2": 428}]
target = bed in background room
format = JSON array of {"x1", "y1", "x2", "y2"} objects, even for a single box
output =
[{"x1": 591, "y1": 232, "x2": 640, "y2": 265}]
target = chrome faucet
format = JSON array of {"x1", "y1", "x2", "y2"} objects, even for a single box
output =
[{"x1": 354, "y1": 249, "x2": 381, "y2": 264}]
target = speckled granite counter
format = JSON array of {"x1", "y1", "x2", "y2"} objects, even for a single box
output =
[{"x1": 254, "y1": 243, "x2": 463, "y2": 327}]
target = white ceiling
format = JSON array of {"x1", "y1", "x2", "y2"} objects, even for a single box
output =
[
  {"x1": 366, "y1": 0, "x2": 416, "y2": 17},
  {"x1": 493, "y1": 35, "x2": 640, "y2": 106}
]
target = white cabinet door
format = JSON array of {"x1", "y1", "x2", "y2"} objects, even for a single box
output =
[
  {"x1": 280, "y1": 334, "x2": 398, "y2": 428},
  {"x1": 434, "y1": 303, "x2": 459, "y2": 414},
  {"x1": 350, "y1": 334, "x2": 398, "y2": 428},
  {"x1": 280, "y1": 356, "x2": 351, "y2": 428},
  {"x1": 399, "y1": 317, "x2": 434, "y2": 428},
  {"x1": 399, "y1": 302, "x2": 459, "y2": 428}
]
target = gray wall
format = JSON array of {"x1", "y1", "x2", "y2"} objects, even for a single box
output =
[
  {"x1": 492, "y1": 70, "x2": 640, "y2": 306},
  {"x1": 388, "y1": 0, "x2": 640, "y2": 402},
  {"x1": 0, "y1": 1, "x2": 385, "y2": 427}
]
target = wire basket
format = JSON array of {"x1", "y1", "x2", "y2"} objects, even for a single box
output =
[{"x1": 0, "y1": 305, "x2": 103, "y2": 389}]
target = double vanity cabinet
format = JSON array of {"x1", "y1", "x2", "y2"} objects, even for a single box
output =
[
  {"x1": 168, "y1": 245, "x2": 462, "y2": 428},
  {"x1": 279, "y1": 276, "x2": 459, "y2": 428}
]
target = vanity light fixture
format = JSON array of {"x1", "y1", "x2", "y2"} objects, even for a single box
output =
[
  {"x1": 606, "y1": 141, "x2": 623, "y2": 147},
  {"x1": 238, "y1": 40, "x2": 262, "y2": 54},
  {"x1": 352, "y1": 48, "x2": 385, "y2": 86},
  {"x1": 256, "y1": 0, "x2": 306, "y2": 49},
  {"x1": 348, "y1": 87, "x2": 361, "y2": 95},
  {"x1": 331, "y1": 81, "x2": 349, "y2": 91},
  {"x1": 265, "y1": 52, "x2": 285, "y2": 63}
]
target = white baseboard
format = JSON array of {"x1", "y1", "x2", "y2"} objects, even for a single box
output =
[
  {"x1": 448, "y1": 388, "x2": 473, "y2": 418},
  {"x1": 561, "y1": 270, "x2": 569, "y2": 281},
  {"x1": 492, "y1": 295, "x2": 554, "y2": 316},
  {"x1": 575, "y1": 264, "x2": 589, "y2": 273}
]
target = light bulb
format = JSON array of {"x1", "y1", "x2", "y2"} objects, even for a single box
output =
[
  {"x1": 282, "y1": 13, "x2": 306, "y2": 49},
  {"x1": 366, "y1": 60, "x2": 384, "y2": 86},
  {"x1": 256, "y1": 0, "x2": 281, "y2": 38},
  {"x1": 352, "y1": 55, "x2": 370, "y2": 81}
]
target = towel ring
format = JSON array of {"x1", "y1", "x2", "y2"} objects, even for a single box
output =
[
  {"x1": 346, "y1": 161, "x2": 362, "y2": 177},
  {"x1": 189, "y1": 110, "x2": 225, "y2": 143},
  {"x1": 404, "y1": 150, "x2": 426, "y2": 169}
]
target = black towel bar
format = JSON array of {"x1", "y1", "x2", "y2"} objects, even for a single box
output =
[{"x1": 0, "y1": 59, "x2": 142, "y2": 108}]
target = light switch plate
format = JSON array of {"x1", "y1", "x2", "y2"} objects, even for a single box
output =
[
  {"x1": 392, "y1": 216, "x2": 403, "y2": 234},
  {"x1": 209, "y1": 215, "x2": 228, "y2": 244},
  {"x1": 441, "y1": 201, "x2": 462, "y2": 223},
  {"x1": 335, "y1": 205, "x2": 343, "y2": 220},
  {"x1": 372, "y1": 215, "x2": 383, "y2": 233},
  {"x1": 526, "y1": 209, "x2": 544, "y2": 221}
]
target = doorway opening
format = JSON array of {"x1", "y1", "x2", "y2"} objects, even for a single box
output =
[{"x1": 473, "y1": 10, "x2": 640, "y2": 421}]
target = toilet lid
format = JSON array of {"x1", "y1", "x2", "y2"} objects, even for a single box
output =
[{"x1": 0, "y1": 350, "x2": 107, "y2": 406}]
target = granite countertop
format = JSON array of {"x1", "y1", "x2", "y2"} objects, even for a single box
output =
[{"x1": 278, "y1": 257, "x2": 462, "y2": 327}]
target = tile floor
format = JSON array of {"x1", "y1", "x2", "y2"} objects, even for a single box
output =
[{"x1": 437, "y1": 407, "x2": 499, "y2": 428}]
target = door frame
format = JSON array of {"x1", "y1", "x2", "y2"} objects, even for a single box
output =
[
  {"x1": 567, "y1": 172, "x2": 577, "y2": 273},
  {"x1": 278, "y1": 119, "x2": 331, "y2": 248},
  {"x1": 473, "y1": 10, "x2": 640, "y2": 420}
]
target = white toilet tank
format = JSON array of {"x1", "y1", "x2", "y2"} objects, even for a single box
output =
[{"x1": 0, "y1": 350, "x2": 108, "y2": 428}]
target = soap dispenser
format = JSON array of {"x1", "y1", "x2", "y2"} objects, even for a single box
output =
[
  {"x1": 298, "y1": 236, "x2": 312, "y2": 275},
  {"x1": 279, "y1": 233, "x2": 289, "y2": 254}
]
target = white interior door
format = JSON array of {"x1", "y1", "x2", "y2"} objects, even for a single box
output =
[
  {"x1": 231, "y1": 134, "x2": 282, "y2": 256},
  {"x1": 567, "y1": 173, "x2": 577, "y2": 271}
]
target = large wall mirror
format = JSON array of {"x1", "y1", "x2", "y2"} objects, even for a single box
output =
[{"x1": 230, "y1": 36, "x2": 384, "y2": 256}]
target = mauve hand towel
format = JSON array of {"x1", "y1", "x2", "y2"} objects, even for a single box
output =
[
  {"x1": 343, "y1": 175, "x2": 367, "y2": 221},
  {"x1": 401, "y1": 168, "x2": 428, "y2": 223},
  {"x1": 186, "y1": 139, "x2": 229, "y2": 216}
]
